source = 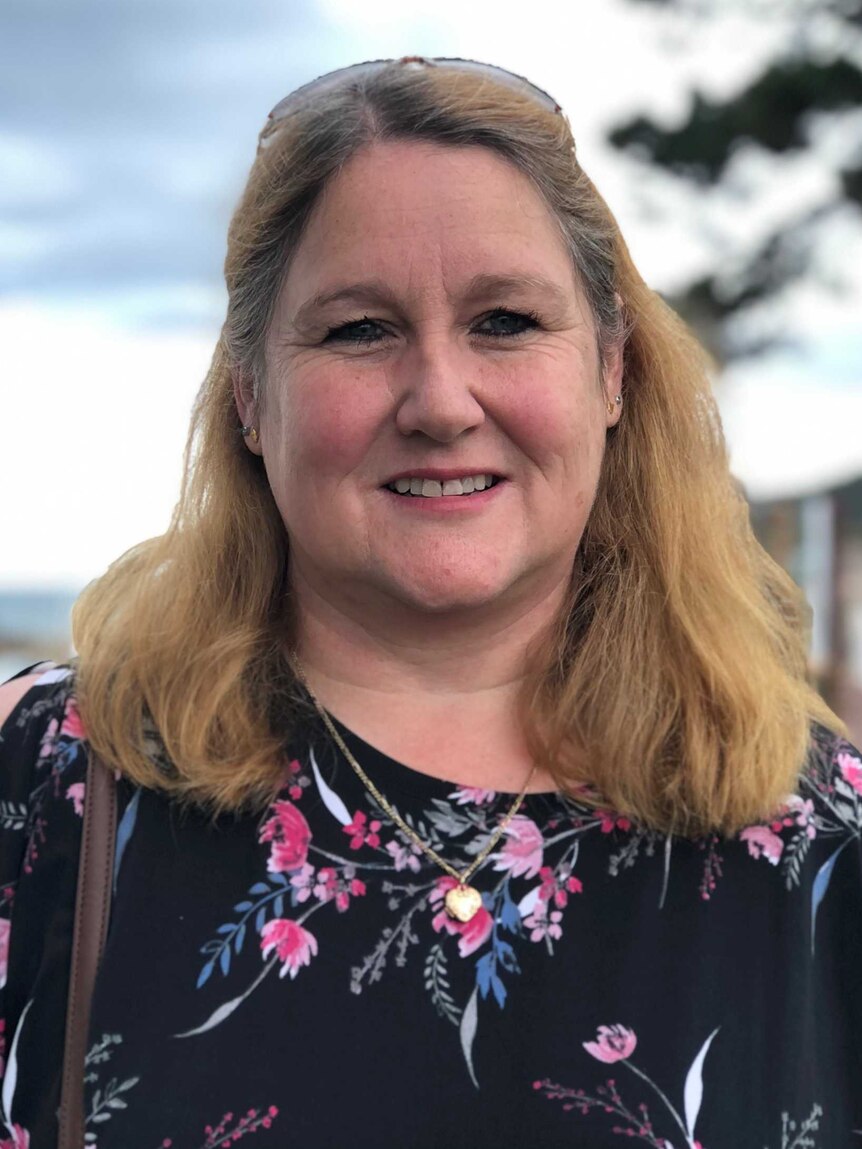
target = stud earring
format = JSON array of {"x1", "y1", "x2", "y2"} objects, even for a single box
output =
[{"x1": 241, "y1": 425, "x2": 260, "y2": 443}]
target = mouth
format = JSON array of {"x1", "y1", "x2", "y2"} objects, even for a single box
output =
[{"x1": 382, "y1": 473, "x2": 504, "y2": 499}]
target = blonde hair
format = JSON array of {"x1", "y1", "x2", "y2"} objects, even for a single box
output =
[{"x1": 72, "y1": 62, "x2": 846, "y2": 836}]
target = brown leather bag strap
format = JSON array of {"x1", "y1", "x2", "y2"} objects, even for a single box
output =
[{"x1": 58, "y1": 751, "x2": 117, "y2": 1149}]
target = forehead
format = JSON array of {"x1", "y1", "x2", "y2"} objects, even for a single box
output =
[{"x1": 280, "y1": 139, "x2": 579, "y2": 303}]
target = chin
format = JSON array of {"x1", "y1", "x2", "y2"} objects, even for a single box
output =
[{"x1": 380, "y1": 567, "x2": 518, "y2": 615}]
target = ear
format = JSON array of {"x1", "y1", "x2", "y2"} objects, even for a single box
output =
[
  {"x1": 602, "y1": 338, "x2": 624, "y2": 427},
  {"x1": 232, "y1": 366, "x2": 263, "y2": 456}
]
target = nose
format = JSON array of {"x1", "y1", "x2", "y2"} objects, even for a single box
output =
[{"x1": 393, "y1": 341, "x2": 485, "y2": 442}]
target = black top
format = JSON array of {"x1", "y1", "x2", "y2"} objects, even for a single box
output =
[{"x1": 1, "y1": 663, "x2": 862, "y2": 1149}]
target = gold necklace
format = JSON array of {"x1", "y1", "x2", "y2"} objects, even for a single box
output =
[{"x1": 291, "y1": 659, "x2": 538, "y2": 923}]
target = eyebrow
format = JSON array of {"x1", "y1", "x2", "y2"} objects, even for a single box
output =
[{"x1": 290, "y1": 271, "x2": 574, "y2": 327}]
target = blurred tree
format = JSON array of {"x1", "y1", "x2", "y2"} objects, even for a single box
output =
[{"x1": 609, "y1": 0, "x2": 862, "y2": 363}]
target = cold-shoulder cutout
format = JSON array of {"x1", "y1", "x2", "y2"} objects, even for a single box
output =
[{"x1": 0, "y1": 674, "x2": 45, "y2": 729}]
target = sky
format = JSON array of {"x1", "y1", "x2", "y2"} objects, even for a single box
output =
[{"x1": 2, "y1": 0, "x2": 861, "y2": 587}]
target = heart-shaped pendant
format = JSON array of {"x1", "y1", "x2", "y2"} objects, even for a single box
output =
[{"x1": 444, "y1": 883, "x2": 482, "y2": 923}]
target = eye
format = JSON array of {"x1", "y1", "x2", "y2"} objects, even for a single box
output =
[
  {"x1": 474, "y1": 309, "x2": 541, "y2": 338},
  {"x1": 323, "y1": 316, "x2": 388, "y2": 346}
]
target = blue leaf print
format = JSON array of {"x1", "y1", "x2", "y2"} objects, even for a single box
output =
[
  {"x1": 234, "y1": 900, "x2": 253, "y2": 913},
  {"x1": 234, "y1": 924, "x2": 246, "y2": 954},
  {"x1": 271, "y1": 872, "x2": 288, "y2": 887},
  {"x1": 811, "y1": 838, "x2": 852, "y2": 955},
  {"x1": 250, "y1": 882, "x2": 270, "y2": 896},
  {"x1": 216, "y1": 924, "x2": 234, "y2": 935},
  {"x1": 256, "y1": 906, "x2": 268, "y2": 932},
  {"x1": 219, "y1": 946, "x2": 231, "y2": 976},
  {"x1": 490, "y1": 971, "x2": 507, "y2": 1008},
  {"x1": 113, "y1": 788, "x2": 140, "y2": 894},
  {"x1": 196, "y1": 959, "x2": 215, "y2": 989},
  {"x1": 499, "y1": 887, "x2": 522, "y2": 934},
  {"x1": 274, "y1": 894, "x2": 285, "y2": 917},
  {"x1": 476, "y1": 953, "x2": 493, "y2": 999},
  {"x1": 495, "y1": 939, "x2": 519, "y2": 975}
]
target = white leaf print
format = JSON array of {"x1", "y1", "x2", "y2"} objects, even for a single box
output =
[
  {"x1": 173, "y1": 993, "x2": 246, "y2": 1038},
  {"x1": 310, "y1": 747, "x2": 352, "y2": 826},
  {"x1": 517, "y1": 886, "x2": 542, "y2": 918},
  {"x1": 460, "y1": 985, "x2": 480, "y2": 1091},
  {"x1": 658, "y1": 834, "x2": 672, "y2": 910},
  {"x1": 1, "y1": 998, "x2": 32, "y2": 1131},
  {"x1": 683, "y1": 1026, "x2": 719, "y2": 1142}
]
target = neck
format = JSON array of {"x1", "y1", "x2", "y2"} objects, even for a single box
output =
[{"x1": 288, "y1": 566, "x2": 569, "y2": 792}]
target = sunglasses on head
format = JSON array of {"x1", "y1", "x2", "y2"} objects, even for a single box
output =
[{"x1": 258, "y1": 56, "x2": 562, "y2": 150}]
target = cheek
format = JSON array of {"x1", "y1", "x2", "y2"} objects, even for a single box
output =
[
  {"x1": 272, "y1": 372, "x2": 382, "y2": 479},
  {"x1": 506, "y1": 379, "x2": 604, "y2": 473}
]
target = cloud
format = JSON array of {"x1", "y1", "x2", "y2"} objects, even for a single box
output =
[{"x1": 0, "y1": 0, "x2": 330, "y2": 324}]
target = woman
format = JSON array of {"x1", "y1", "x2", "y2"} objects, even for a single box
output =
[{"x1": 1, "y1": 57, "x2": 860, "y2": 1148}]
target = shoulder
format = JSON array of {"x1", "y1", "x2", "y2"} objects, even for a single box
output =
[
  {"x1": 802, "y1": 720, "x2": 861, "y2": 796},
  {"x1": 0, "y1": 662, "x2": 77, "y2": 729},
  {"x1": 0, "y1": 671, "x2": 51, "y2": 727},
  {"x1": 792, "y1": 719, "x2": 862, "y2": 837},
  {"x1": 0, "y1": 663, "x2": 81, "y2": 796}
]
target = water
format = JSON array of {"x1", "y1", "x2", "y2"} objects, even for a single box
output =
[
  {"x1": 0, "y1": 588, "x2": 79, "y2": 640},
  {"x1": 0, "y1": 588, "x2": 79, "y2": 683}
]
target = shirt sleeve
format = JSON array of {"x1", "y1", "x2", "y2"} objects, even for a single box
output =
[{"x1": 0, "y1": 663, "x2": 87, "y2": 1142}]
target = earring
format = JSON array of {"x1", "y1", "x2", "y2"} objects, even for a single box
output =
[
  {"x1": 606, "y1": 395, "x2": 622, "y2": 416},
  {"x1": 241, "y1": 425, "x2": 260, "y2": 443}
]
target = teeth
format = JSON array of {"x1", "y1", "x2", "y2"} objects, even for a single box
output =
[{"x1": 388, "y1": 473, "x2": 498, "y2": 497}]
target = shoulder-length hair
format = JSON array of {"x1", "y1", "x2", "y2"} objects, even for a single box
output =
[{"x1": 71, "y1": 61, "x2": 846, "y2": 836}]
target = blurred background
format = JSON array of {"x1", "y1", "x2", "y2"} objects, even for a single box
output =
[{"x1": 2, "y1": 0, "x2": 861, "y2": 741}]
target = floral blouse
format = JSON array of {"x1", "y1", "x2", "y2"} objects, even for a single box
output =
[{"x1": 1, "y1": 664, "x2": 862, "y2": 1149}]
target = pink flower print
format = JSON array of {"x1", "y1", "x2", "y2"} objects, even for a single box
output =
[
  {"x1": 286, "y1": 758, "x2": 304, "y2": 802},
  {"x1": 38, "y1": 716, "x2": 59, "y2": 760},
  {"x1": 66, "y1": 781, "x2": 85, "y2": 818},
  {"x1": 523, "y1": 899, "x2": 563, "y2": 942},
  {"x1": 259, "y1": 800, "x2": 311, "y2": 873},
  {"x1": 310, "y1": 866, "x2": 365, "y2": 911},
  {"x1": 491, "y1": 814, "x2": 544, "y2": 879},
  {"x1": 59, "y1": 699, "x2": 85, "y2": 741},
  {"x1": 739, "y1": 824, "x2": 784, "y2": 865},
  {"x1": 782, "y1": 795, "x2": 817, "y2": 838},
  {"x1": 598, "y1": 811, "x2": 633, "y2": 834},
  {"x1": 385, "y1": 838, "x2": 422, "y2": 872},
  {"x1": 537, "y1": 865, "x2": 583, "y2": 908},
  {"x1": 260, "y1": 918, "x2": 318, "y2": 979},
  {"x1": 449, "y1": 786, "x2": 498, "y2": 805},
  {"x1": 0, "y1": 918, "x2": 9, "y2": 990},
  {"x1": 313, "y1": 867, "x2": 337, "y2": 903},
  {"x1": 289, "y1": 863, "x2": 315, "y2": 903},
  {"x1": 838, "y1": 750, "x2": 862, "y2": 795},
  {"x1": 335, "y1": 878, "x2": 367, "y2": 913},
  {"x1": 343, "y1": 809, "x2": 382, "y2": 850},
  {"x1": 583, "y1": 1023, "x2": 637, "y2": 1063},
  {"x1": 429, "y1": 876, "x2": 494, "y2": 957},
  {"x1": 0, "y1": 1127, "x2": 30, "y2": 1149}
]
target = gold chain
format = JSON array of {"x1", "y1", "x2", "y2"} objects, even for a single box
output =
[{"x1": 292, "y1": 658, "x2": 538, "y2": 887}]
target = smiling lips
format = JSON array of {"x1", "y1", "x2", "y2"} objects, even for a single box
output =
[{"x1": 385, "y1": 473, "x2": 502, "y2": 498}]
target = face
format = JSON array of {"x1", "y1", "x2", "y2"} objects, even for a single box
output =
[{"x1": 238, "y1": 139, "x2": 622, "y2": 618}]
